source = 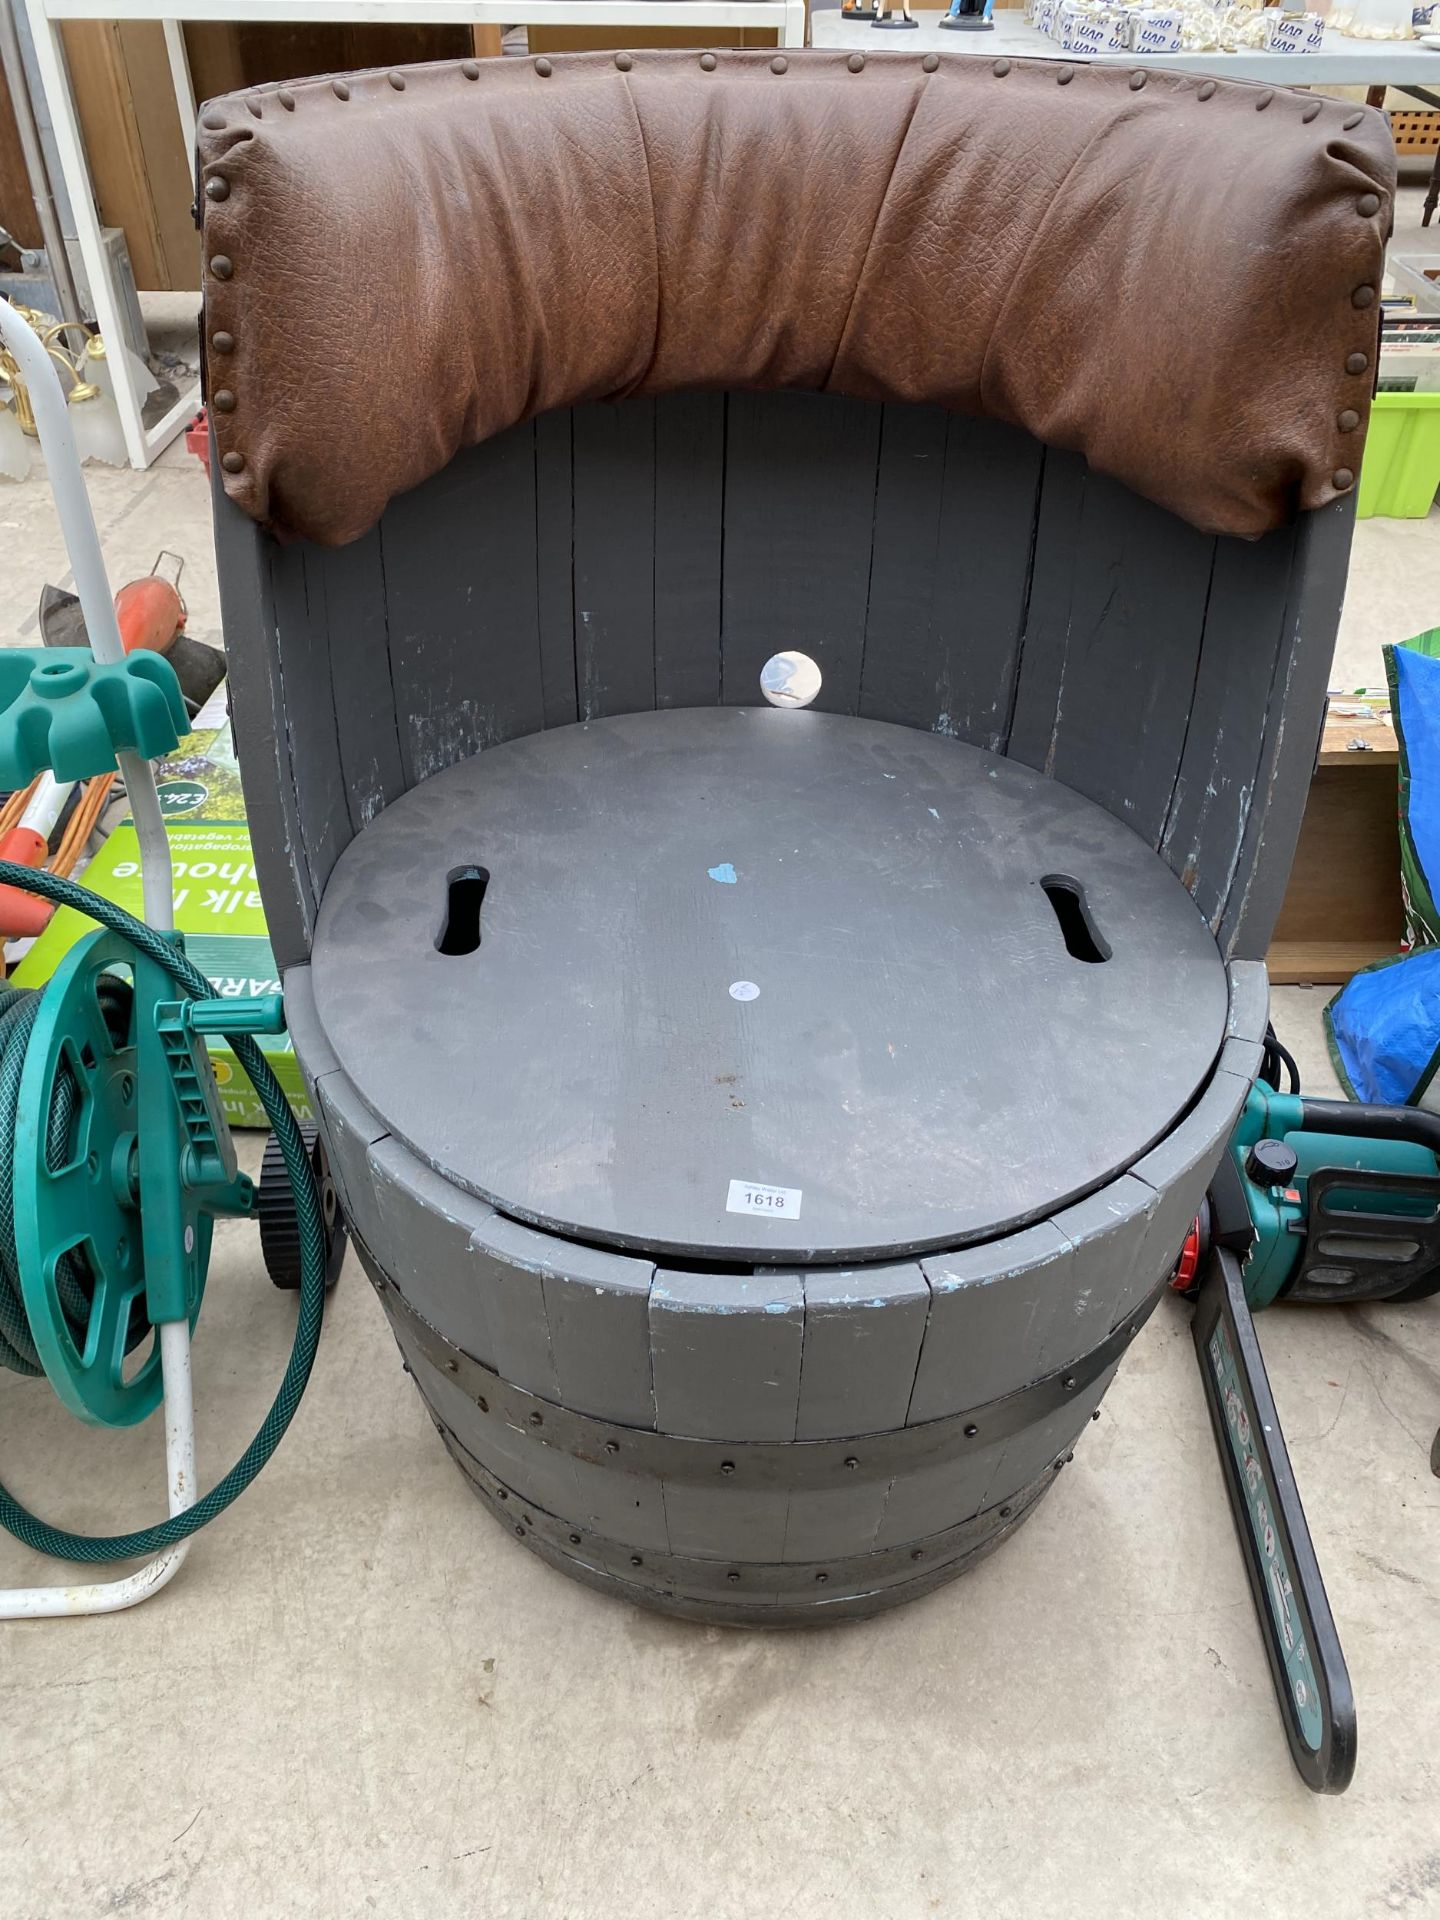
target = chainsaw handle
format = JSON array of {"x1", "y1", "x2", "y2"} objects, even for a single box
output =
[{"x1": 1300, "y1": 1098, "x2": 1440, "y2": 1159}]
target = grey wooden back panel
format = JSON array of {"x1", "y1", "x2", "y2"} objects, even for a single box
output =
[{"x1": 214, "y1": 390, "x2": 1350, "y2": 973}]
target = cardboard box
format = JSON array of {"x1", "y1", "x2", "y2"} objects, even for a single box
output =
[{"x1": 12, "y1": 693, "x2": 311, "y2": 1129}]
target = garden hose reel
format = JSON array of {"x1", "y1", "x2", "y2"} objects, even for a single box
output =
[
  {"x1": 11, "y1": 925, "x2": 277, "y2": 1429},
  {"x1": 0, "y1": 296, "x2": 340, "y2": 1617}
]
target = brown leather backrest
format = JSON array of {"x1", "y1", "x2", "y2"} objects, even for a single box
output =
[{"x1": 198, "y1": 49, "x2": 1392, "y2": 548}]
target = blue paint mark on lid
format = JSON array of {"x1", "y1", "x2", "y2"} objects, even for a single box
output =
[{"x1": 708, "y1": 862, "x2": 738, "y2": 885}]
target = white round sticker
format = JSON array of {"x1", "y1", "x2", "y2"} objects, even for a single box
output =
[{"x1": 729, "y1": 981, "x2": 760, "y2": 1002}]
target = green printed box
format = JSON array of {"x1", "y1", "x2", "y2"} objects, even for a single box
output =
[{"x1": 12, "y1": 709, "x2": 310, "y2": 1130}]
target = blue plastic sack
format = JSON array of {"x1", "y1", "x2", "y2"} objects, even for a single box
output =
[
  {"x1": 1326, "y1": 627, "x2": 1440, "y2": 1106},
  {"x1": 1327, "y1": 946, "x2": 1440, "y2": 1107},
  {"x1": 1389, "y1": 634, "x2": 1440, "y2": 949}
]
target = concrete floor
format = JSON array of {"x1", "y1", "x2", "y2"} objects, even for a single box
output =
[{"x1": 2, "y1": 181, "x2": 1440, "y2": 1920}]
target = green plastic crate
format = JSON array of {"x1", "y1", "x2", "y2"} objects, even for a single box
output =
[{"x1": 1357, "y1": 392, "x2": 1440, "y2": 520}]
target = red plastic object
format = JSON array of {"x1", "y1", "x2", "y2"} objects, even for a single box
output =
[
  {"x1": 114, "y1": 575, "x2": 186, "y2": 655},
  {"x1": 1171, "y1": 1217, "x2": 1203, "y2": 1294},
  {"x1": 185, "y1": 408, "x2": 211, "y2": 477},
  {"x1": 0, "y1": 825, "x2": 54, "y2": 938}
]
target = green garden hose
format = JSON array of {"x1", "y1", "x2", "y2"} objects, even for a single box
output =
[{"x1": 0, "y1": 860, "x2": 326, "y2": 1563}]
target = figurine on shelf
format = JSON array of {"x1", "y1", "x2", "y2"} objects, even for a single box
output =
[
  {"x1": 841, "y1": 0, "x2": 879, "y2": 20},
  {"x1": 941, "y1": 0, "x2": 996, "y2": 29},
  {"x1": 873, "y1": 0, "x2": 920, "y2": 24}
]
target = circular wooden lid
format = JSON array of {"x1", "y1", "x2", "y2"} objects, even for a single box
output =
[{"x1": 312, "y1": 709, "x2": 1228, "y2": 1261}]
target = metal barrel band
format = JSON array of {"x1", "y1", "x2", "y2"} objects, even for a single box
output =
[
  {"x1": 363, "y1": 1236, "x2": 1165, "y2": 1491},
  {"x1": 433, "y1": 1411, "x2": 1056, "y2": 1602}
]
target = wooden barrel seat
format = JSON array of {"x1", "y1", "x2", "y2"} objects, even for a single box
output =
[
  {"x1": 204, "y1": 50, "x2": 1393, "y2": 1619},
  {"x1": 292, "y1": 704, "x2": 1257, "y2": 1617}
]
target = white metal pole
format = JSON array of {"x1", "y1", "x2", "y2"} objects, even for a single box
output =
[
  {"x1": 161, "y1": 16, "x2": 196, "y2": 157},
  {"x1": 20, "y1": 0, "x2": 152, "y2": 468},
  {"x1": 0, "y1": 1326, "x2": 194, "y2": 1614}
]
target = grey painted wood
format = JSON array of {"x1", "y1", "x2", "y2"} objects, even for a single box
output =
[
  {"x1": 1129, "y1": 1057, "x2": 1254, "y2": 1312},
  {"x1": 720, "y1": 391, "x2": 881, "y2": 715},
  {"x1": 308, "y1": 530, "x2": 406, "y2": 834},
  {"x1": 367, "y1": 1135, "x2": 501, "y2": 1369},
  {"x1": 414, "y1": 1351, "x2": 588, "y2": 1529},
  {"x1": 1008, "y1": 459, "x2": 1214, "y2": 846},
  {"x1": 311, "y1": 708, "x2": 1228, "y2": 1261},
  {"x1": 660, "y1": 1477, "x2": 790, "y2": 1572},
  {"x1": 213, "y1": 386, "x2": 1363, "y2": 1622},
  {"x1": 313, "y1": 1070, "x2": 388, "y2": 1258},
  {"x1": 796, "y1": 1263, "x2": 930, "y2": 1441},
  {"x1": 277, "y1": 963, "x2": 338, "y2": 1093},
  {"x1": 872, "y1": 1437, "x2": 1010, "y2": 1549},
  {"x1": 572, "y1": 399, "x2": 657, "y2": 720},
  {"x1": 534, "y1": 408, "x2": 578, "y2": 730},
  {"x1": 381, "y1": 424, "x2": 546, "y2": 788},
  {"x1": 650, "y1": 1269, "x2": 805, "y2": 1442},
  {"x1": 654, "y1": 391, "x2": 725, "y2": 712},
  {"x1": 987, "y1": 1365, "x2": 1116, "y2": 1502},
  {"x1": 466, "y1": 1211, "x2": 564, "y2": 1402},
  {"x1": 780, "y1": 1481, "x2": 895, "y2": 1564},
  {"x1": 1226, "y1": 960, "x2": 1271, "y2": 1048},
  {"x1": 860, "y1": 410, "x2": 1044, "y2": 752},
  {"x1": 266, "y1": 544, "x2": 350, "y2": 914},
  {"x1": 1159, "y1": 525, "x2": 1300, "y2": 931},
  {"x1": 210, "y1": 484, "x2": 312, "y2": 969},
  {"x1": 911, "y1": 1221, "x2": 1072, "y2": 1424},
  {"x1": 1030, "y1": 1175, "x2": 1157, "y2": 1377},
  {"x1": 538, "y1": 1241, "x2": 656, "y2": 1431},
  {"x1": 220, "y1": 393, "x2": 1355, "y2": 985},
  {"x1": 1222, "y1": 497, "x2": 1357, "y2": 960}
]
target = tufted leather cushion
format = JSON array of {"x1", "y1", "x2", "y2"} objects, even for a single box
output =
[{"x1": 198, "y1": 49, "x2": 1393, "y2": 548}]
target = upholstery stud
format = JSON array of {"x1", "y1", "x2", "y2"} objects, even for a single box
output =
[
  {"x1": 278, "y1": 88, "x2": 295, "y2": 111},
  {"x1": 1302, "y1": 101, "x2": 1321, "y2": 122},
  {"x1": 1343, "y1": 109, "x2": 1365, "y2": 129},
  {"x1": 615, "y1": 51, "x2": 633, "y2": 70},
  {"x1": 1056, "y1": 64, "x2": 1074, "y2": 83},
  {"x1": 461, "y1": 60, "x2": 480, "y2": 79},
  {"x1": 1332, "y1": 467, "x2": 1354, "y2": 490},
  {"x1": 1197, "y1": 80, "x2": 1216, "y2": 100},
  {"x1": 1357, "y1": 192, "x2": 1381, "y2": 217},
  {"x1": 212, "y1": 332, "x2": 235, "y2": 355},
  {"x1": 1129, "y1": 70, "x2": 1146, "y2": 90},
  {"x1": 535, "y1": 57, "x2": 553, "y2": 76},
  {"x1": 847, "y1": 52, "x2": 865, "y2": 70},
  {"x1": 200, "y1": 109, "x2": 226, "y2": 131},
  {"x1": 331, "y1": 80, "x2": 350, "y2": 100},
  {"x1": 212, "y1": 390, "x2": 236, "y2": 413},
  {"x1": 922, "y1": 53, "x2": 939, "y2": 71},
  {"x1": 993, "y1": 58, "x2": 1011, "y2": 75},
  {"x1": 210, "y1": 255, "x2": 233, "y2": 280},
  {"x1": 771, "y1": 55, "x2": 788, "y2": 72},
  {"x1": 700, "y1": 52, "x2": 717, "y2": 69},
  {"x1": 245, "y1": 95, "x2": 263, "y2": 118},
  {"x1": 1336, "y1": 409, "x2": 1360, "y2": 432},
  {"x1": 204, "y1": 177, "x2": 229, "y2": 202},
  {"x1": 389, "y1": 70, "x2": 406, "y2": 90},
  {"x1": 1255, "y1": 89, "x2": 1273, "y2": 109},
  {"x1": 221, "y1": 452, "x2": 245, "y2": 475},
  {"x1": 1345, "y1": 351, "x2": 1369, "y2": 375},
  {"x1": 1351, "y1": 284, "x2": 1376, "y2": 309}
]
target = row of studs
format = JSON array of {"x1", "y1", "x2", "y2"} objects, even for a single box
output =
[
  {"x1": 192, "y1": 51, "x2": 1404, "y2": 99},
  {"x1": 199, "y1": 54, "x2": 1384, "y2": 490}
]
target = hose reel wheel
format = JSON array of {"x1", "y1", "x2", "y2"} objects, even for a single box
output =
[
  {"x1": 11, "y1": 931, "x2": 209, "y2": 1428},
  {"x1": 258, "y1": 1124, "x2": 346, "y2": 1291}
]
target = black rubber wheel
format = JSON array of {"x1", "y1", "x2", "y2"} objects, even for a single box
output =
[
  {"x1": 1387, "y1": 1268, "x2": 1440, "y2": 1304},
  {"x1": 259, "y1": 1123, "x2": 347, "y2": 1290}
]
